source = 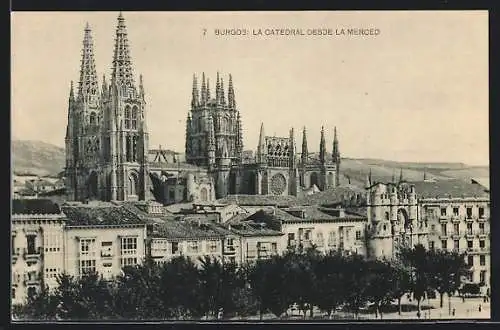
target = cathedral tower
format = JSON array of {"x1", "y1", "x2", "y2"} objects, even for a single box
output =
[{"x1": 65, "y1": 13, "x2": 151, "y2": 202}]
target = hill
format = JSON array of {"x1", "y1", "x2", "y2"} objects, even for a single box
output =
[
  {"x1": 11, "y1": 140, "x2": 489, "y2": 185},
  {"x1": 12, "y1": 140, "x2": 65, "y2": 177}
]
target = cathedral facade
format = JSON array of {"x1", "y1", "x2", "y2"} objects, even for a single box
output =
[{"x1": 64, "y1": 13, "x2": 342, "y2": 204}]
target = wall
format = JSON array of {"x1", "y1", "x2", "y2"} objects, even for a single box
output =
[{"x1": 63, "y1": 225, "x2": 147, "y2": 280}]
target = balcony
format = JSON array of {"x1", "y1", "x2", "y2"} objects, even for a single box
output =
[
  {"x1": 465, "y1": 233, "x2": 475, "y2": 240},
  {"x1": 465, "y1": 217, "x2": 475, "y2": 223},
  {"x1": 469, "y1": 248, "x2": 489, "y2": 254},
  {"x1": 477, "y1": 217, "x2": 488, "y2": 223},
  {"x1": 23, "y1": 274, "x2": 42, "y2": 287},
  {"x1": 224, "y1": 245, "x2": 236, "y2": 255},
  {"x1": 451, "y1": 233, "x2": 461, "y2": 240},
  {"x1": 11, "y1": 247, "x2": 21, "y2": 264},
  {"x1": 477, "y1": 233, "x2": 488, "y2": 239},
  {"x1": 439, "y1": 234, "x2": 449, "y2": 239},
  {"x1": 23, "y1": 247, "x2": 43, "y2": 263},
  {"x1": 451, "y1": 216, "x2": 461, "y2": 223},
  {"x1": 439, "y1": 217, "x2": 448, "y2": 223}
]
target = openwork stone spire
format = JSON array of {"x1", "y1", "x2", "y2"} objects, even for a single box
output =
[
  {"x1": 220, "y1": 77, "x2": 226, "y2": 105},
  {"x1": 319, "y1": 126, "x2": 326, "y2": 164},
  {"x1": 191, "y1": 74, "x2": 199, "y2": 108},
  {"x1": 301, "y1": 126, "x2": 308, "y2": 164},
  {"x1": 228, "y1": 74, "x2": 236, "y2": 109},
  {"x1": 78, "y1": 23, "x2": 99, "y2": 101},
  {"x1": 200, "y1": 72, "x2": 207, "y2": 105},
  {"x1": 111, "y1": 12, "x2": 135, "y2": 88},
  {"x1": 333, "y1": 126, "x2": 340, "y2": 162}
]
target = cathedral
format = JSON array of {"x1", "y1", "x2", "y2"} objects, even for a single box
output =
[{"x1": 64, "y1": 13, "x2": 341, "y2": 204}]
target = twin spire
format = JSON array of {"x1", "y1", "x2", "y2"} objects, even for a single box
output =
[
  {"x1": 75, "y1": 13, "x2": 141, "y2": 103},
  {"x1": 77, "y1": 22, "x2": 99, "y2": 101},
  {"x1": 301, "y1": 126, "x2": 340, "y2": 164},
  {"x1": 192, "y1": 72, "x2": 236, "y2": 108}
]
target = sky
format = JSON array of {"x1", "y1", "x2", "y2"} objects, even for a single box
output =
[{"x1": 11, "y1": 11, "x2": 489, "y2": 166}]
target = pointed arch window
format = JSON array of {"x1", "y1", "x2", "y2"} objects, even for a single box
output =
[
  {"x1": 131, "y1": 106, "x2": 138, "y2": 129},
  {"x1": 124, "y1": 106, "x2": 131, "y2": 129},
  {"x1": 128, "y1": 172, "x2": 140, "y2": 196},
  {"x1": 89, "y1": 112, "x2": 97, "y2": 126}
]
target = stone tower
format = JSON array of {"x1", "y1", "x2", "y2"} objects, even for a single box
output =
[
  {"x1": 365, "y1": 181, "x2": 423, "y2": 260},
  {"x1": 185, "y1": 72, "x2": 243, "y2": 167},
  {"x1": 65, "y1": 23, "x2": 101, "y2": 201},
  {"x1": 65, "y1": 13, "x2": 151, "y2": 202}
]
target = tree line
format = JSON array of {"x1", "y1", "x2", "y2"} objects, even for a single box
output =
[{"x1": 13, "y1": 244, "x2": 471, "y2": 321}]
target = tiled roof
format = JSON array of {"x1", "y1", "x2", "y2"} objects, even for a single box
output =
[
  {"x1": 38, "y1": 188, "x2": 66, "y2": 196},
  {"x1": 409, "y1": 179, "x2": 490, "y2": 199},
  {"x1": 223, "y1": 221, "x2": 284, "y2": 237},
  {"x1": 12, "y1": 199, "x2": 62, "y2": 215},
  {"x1": 217, "y1": 194, "x2": 298, "y2": 207},
  {"x1": 151, "y1": 220, "x2": 230, "y2": 240},
  {"x1": 61, "y1": 203, "x2": 147, "y2": 227},
  {"x1": 165, "y1": 202, "x2": 194, "y2": 213},
  {"x1": 291, "y1": 185, "x2": 366, "y2": 207},
  {"x1": 149, "y1": 162, "x2": 206, "y2": 171},
  {"x1": 471, "y1": 177, "x2": 490, "y2": 191}
]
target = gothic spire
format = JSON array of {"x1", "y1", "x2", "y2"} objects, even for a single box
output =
[
  {"x1": 200, "y1": 72, "x2": 207, "y2": 105},
  {"x1": 101, "y1": 74, "x2": 108, "y2": 99},
  {"x1": 216, "y1": 72, "x2": 221, "y2": 104},
  {"x1": 220, "y1": 77, "x2": 226, "y2": 105},
  {"x1": 369, "y1": 167, "x2": 372, "y2": 184},
  {"x1": 319, "y1": 126, "x2": 326, "y2": 164},
  {"x1": 228, "y1": 74, "x2": 236, "y2": 109},
  {"x1": 111, "y1": 12, "x2": 135, "y2": 88},
  {"x1": 423, "y1": 169, "x2": 427, "y2": 181},
  {"x1": 236, "y1": 111, "x2": 243, "y2": 160},
  {"x1": 77, "y1": 23, "x2": 99, "y2": 101},
  {"x1": 185, "y1": 112, "x2": 192, "y2": 158},
  {"x1": 392, "y1": 169, "x2": 396, "y2": 183},
  {"x1": 69, "y1": 80, "x2": 75, "y2": 101},
  {"x1": 257, "y1": 122, "x2": 266, "y2": 163},
  {"x1": 139, "y1": 74, "x2": 145, "y2": 98},
  {"x1": 206, "y1": 78, "x2": 211, "y2": 101},
  {"x1": 399, "y1": 168, "x2": 404, "y2": 183},
  {"x1": 289, "y1": 127, "x2": 296, "y2": 168},
  {"x1": 191, "y1": 74, "x2": 199, "y2": 108},
  {"x1": 301, "y1": 126, "x2": 308, "y2": 164},
  {"x1": 207, "y1": 114, "x2": 215, "y2": 151},
  {"x1": 333, "y1": 126, "x2": 340, "y2": 161}
]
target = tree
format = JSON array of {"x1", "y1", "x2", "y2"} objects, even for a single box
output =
[
  {"x1": 342, "y1": 253, "x2": 371, "y2": 319},
  {"x1": 390, "y1": 261, "x2": 412, "y2": 315},
  {"x1": 428, "y1": 250, "x2": 470, "y2": 312},
  {"x1": 14, "y1": 285, "x2": 59, "y2": 320},
  {"x1": 365, "y1": 259, "x2": 396, "y2": 319},
  {"x1": 158, "y1": 256, "x2": 203, "y2": 319},
  {"x1": 400, "y1": 244, "x2": 433, "y2": 319},
  {"x1": 312, "y1": 250, "x2": 347, "y2": 319},
  {"x1": 248, "y1": 255, "x2": 291, "y2": 319}
]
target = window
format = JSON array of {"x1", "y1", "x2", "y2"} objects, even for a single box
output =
[
  {"x1": 429, "y1": 241, "x2": 435, "y2": 250},
  {"x1": 89, "y1": 112, "x2": 97, "y2": 126},
  {"x1": 304, "y1": 230, "x2": 311, "y2": 241},
  {"x1": 480, "y1": 270, "x2": 486, "y2": 284},
  {"x1": 441, "y1": 208, "x2": 447, "y2": 216},
  {"x1": 288, "y1": 233, "x2": 295, "y2": 246},
  {"x1": 454, "y1": 240, "x2": 459, "y2": 250},
  {"x1": 328, "y1": 231, "x2": 336, "y2": 247},
  {"x1": 27, "y1": 287, "x2": 37, "y2": 298},
  {"x1": 80, "y1": 259, "x2": 96, "y2": 274},
  {"x1": 124, "y1": 106, "x2": 131, "y2": 129},
  {"x1": 26, "y1": 235, "x2": 36, "y2": 254},
  {"x1": 171, "y1": 242, "x2": 179, "y2": 254},
  {"x1": 467, "y1": 223, "x2": 473, "y2": 235},
  {"x1": 468, "y1": 256, "x2": 474, "y2": 266},
  {"x1": 12, "y1": 288, "x2": 15, "y2": 299},
  {"x1": 441, "y1": 224, "x2": 447, "y2": 235},
  {"x1": 479, "y1": 207, "x2": 485, "y2": 218},
  {"x1": 431, "y1": 224, "x2": 435, "y2": 231},
  {"x1": 316, "y1": 232, "x2": 324, "y2": 247},
  {"x1": 208, "y1": 241, "x2": 218, "y2": 253},
  {"x1": 169, "y1": 189, "x2": 175, "y2": 200},
  {"x1": 121, "y1": 257, "x2": 137, "y2": 267},
  {"x1": 227, "y1": 238, "x2": 234, "y2": 246},
  {"x1": 385, "y1": 212, "x2": 389, "y2": 220},
  {"x1": 453, "y1": 223, "x2": 459, "y2": 235},
  {"x1": 80, "y1": 238, "x2": 95, "y2": 257},
  {"x1": 453, "y1": 207, "x2": 459, "y2": 216},
  {"x1": 131, "y1": 107, "x2": 138, "y2": 129},
  {"x1": 121, "y1": 237, "x2": 137, "y2": 255},
  {"x1": 467, "y1": 240, "x2": 473, "y2": 249},
  {"x1": 356, "y1": 230, "x2": 362, "y2": 241},
  {"x1": 480, "y1": 255, "x2": 486, "y2": 266},
  {"x1": 441, "y1": 240, "x2": 447, "y2": 249},
  {"x1": 479, "y1": 240, "x2": 485, "y2": 248},
  {"x1": 271, "y1": 243, "x2": 277, "y2": 253},
  {"x1": 187, "y1": 241, "x2": 199, "y2": 253},
  {"x1": 466, "y1": 207, "x2": 473, "y2": 219},
  {"x1": 11, "y1": 235, "x2": 15, "y2": 253},
  {"x1": 479, "y1": 223, "x2": 485, "y2": 234},
  {"x1": 101, "y1": 241, "x2": 113, "y2": 258}
]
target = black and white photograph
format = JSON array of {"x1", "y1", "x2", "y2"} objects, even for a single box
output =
[{"x1": 11, "y1": 11, "x2": 490, "y2": 321}]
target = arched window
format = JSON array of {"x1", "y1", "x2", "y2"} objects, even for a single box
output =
[
  {"x1": 124, "y1": 106, "x2": 131, "y2": 129},
  {"x1": 89, "y1": 112, "x2": 97, "y2": 126},
  {"x1": 131, "y1": 106, "x2": 138, "y2": 129},
  {"x1": 310, "y1": 172, "x2": 319, "y2": 188},
  {"x1": 385, "y1": 211, "x2": 390, "y2": 220},
  {"x1": 200, "y1": 187, "x2": 208, "y2": 201},
  {"x1": 128, "y1": 172, "x2": 139, "y2": 196}
]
